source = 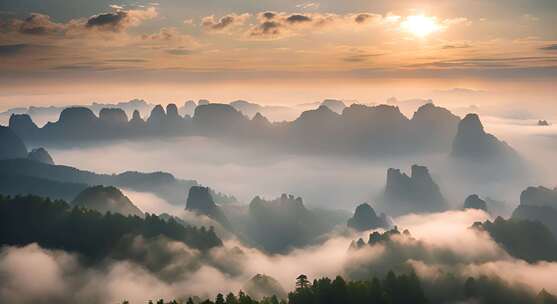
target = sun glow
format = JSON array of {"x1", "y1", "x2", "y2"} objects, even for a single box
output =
[{"x1": 401, "y1": 15, "x2": 441, "y2": 37}]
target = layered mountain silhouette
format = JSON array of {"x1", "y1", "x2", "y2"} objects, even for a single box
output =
[
  {"x1": 0, "y1": 158, "x2": 234, "y2": 206},
  {"x1": 7, "y1": 101, "x2": 489, "y2": 158},
  {"x1": 0, "y1": 126, "x2": 28, "y2": 160},
  {"x1": 451, "y1": 113, "x2": 518, "y2": 162},
  {"x1": 185, "y1": 186, "x2": 231, "y2": 229},
  {"x1": 512, "y1": 186, "x2": 557, "y2": 236},
  {"x1": 0, "y1": 174, "x2": 88, "y2": 201},
  {"x1": 347, "y1": 203, "x2": 390, "y2": 231},
  {"x1": 376, "y1": 165, "x2": 447, "y2": 216},
  {"x1": 72, "y1": 185, "x2": 144, "y2": 217},
  {"x1": 463, "y1": 194, "x2": 488, "y2": 212},
  {"x1": 1, "y1": 99, "x2": 151, "y2": 126}
]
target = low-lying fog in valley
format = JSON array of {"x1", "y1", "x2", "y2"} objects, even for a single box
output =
[
  {"x1": 45, "y1": 111, "x2": 557, "y2": 213},
  {"x1": 2, "y1": 97, "x2": 557, "y2": 304}
]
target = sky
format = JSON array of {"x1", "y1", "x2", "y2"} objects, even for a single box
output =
[{"x1": 0, "y1": 0, "x2": 556, "y2": 108}]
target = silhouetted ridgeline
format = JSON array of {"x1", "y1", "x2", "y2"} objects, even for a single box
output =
[
  {"x1": 0, "y1": 195, "x2": 222, "y2": 261},
  {"x1": 72, "y1": 185, "x2": 145, "y2": 217},
  {"x1": 0, "y1": 158, "x2": 236, "y2": 206},
  {"x1": 9, "y1": 102, "x2": 471, "y2": 156},
  {"x1": 136, "y1": 271, "x2": 557, "y2": 304}
]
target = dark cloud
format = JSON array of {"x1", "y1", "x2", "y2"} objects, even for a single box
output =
[
  {"x1": 354, "y1": 13, "x2": 373, "y2": 24},
  {"x1": 251, "y1": 21, "x2": 281, "y2": 36},
  {"x1": 342, "y1": 53, "x2": 383, "y2": 62},
  {"x1": 15, "y1": 13, "x2": 64, "y2": 35},
  {"x1": 285, "y1": 14, "x2": 312, "y2": 24},
  {"x1": 202, "y1": 14, "x2": 249, "y2": 32},
  {"x1": 105, "y1": 58, "x2": 148, "y2": 63},
  {"x1": 0, "y1": 44, "x2": 27, "y2": 56},
  {"x1": 86, "y1": 11, "x2": 127, "y2": 30},
  {"x1": 540, "y1": 44, "x2": 557, "y2": 51},
  {"x1": 85, "y1": 7, "x2": 157, "y2": 32},
  {"x1": 442, "y1": 44, "x2": 471, "y2": 49},
  {"x1": 166, "y1": 48, "x2": 192, "y2": 56},
  {"x1": 262, "y1": 12, "x2": 276, "y2": 20},
  {"x1": 406, "y1": 56, "x2": 557, "y2": 68}
]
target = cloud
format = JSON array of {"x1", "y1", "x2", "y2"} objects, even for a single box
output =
[
  {"x1": 540, "y1": 44, "x2": 557, "y2": 51},
  {"x1": 9, "y1": 13, "x2": 65, "y2": 36},
  {"x1": 342, "y1": 53, "x2": 383, "y2": 62},
  {"x1": 442, "y1": 44, "x2": 471, "y2": 49},
  {"x1": 166, "y1": 48, "x2": 192, "y2": 56},
  {"x1": 86, "y1": 7, "x2": 158, "y2": 32},
  {"x1": 406, "y1": 56, "x2": 557, "y2": 69},
  {"x1": 295, "y1": 2, "x2": 320, "y2": 10},
  {"x1": 0, "y1": 43, "x2": 27, "y2": 55},
  {"x1": 201, "y1": 13, "x2": 250, "y2": 32},
  {"x1": 285, "y1": 14, "x2": 312, "y2": 24},
  {"x1": 110, "y1": 4, "x2": 125, "y2": 10},
  {"x1": 247, "y1": 12, "x2": 339, "y2": 39},
  {"x1": 86, "y1": 11, "x2": 127, "y2": 30},
  {"x1": 354, "y1": 13, "x2": 380, "y2": 24},
  {"x1": 1, "y1": 7, "x2": 158, "y2": 38},
  {"x1": 1, "y1": 210, "x2": 557, "y2": 303}
]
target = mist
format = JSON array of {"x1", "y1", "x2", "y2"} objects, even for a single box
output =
[
  {"x1": 2, "y1": 209, "x2": 556, "y2": 303},
  {"x1": 41, "y1": 111, "x2": 557, "y2": 217}
]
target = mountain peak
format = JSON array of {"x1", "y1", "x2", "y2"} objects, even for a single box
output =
[
  {"x1": 27, "y1": 147, "x2": 55, "y2": 165},
  {"x1": 347, "y1": 203, "x2": 390, "y2": 231},
  {"x1": 72, "y1": 185, "x2": 143, "y2": 217},
  {"x1": 451, "y1": 113, "x2": 518, "y2": 162}
]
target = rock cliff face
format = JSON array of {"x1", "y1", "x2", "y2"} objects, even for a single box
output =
[
  {"x1": 58, "y1": 107, "x2": 98, "y2": 126},
  {"x1": 147, "y1": 104, "x2": 166, "y2": 127},
  {"x1": 347, "y1": 203, "x2": 390, "y2": 231},
  {"x1": 512, "y1": 186, "x2": 557, "y2": 236},
  {"x1": 410, "y1": 103, "x2": 460, "y2": 152},
  {"x1": 192, "y1": 103, "x2": 249, "y2": 135},
  {"x1": 0, "y1": 126, "x2": 28, "y2": 160},
  {"x1": 27, "y1": 147, "x2": 55, "y2": 165},
  {"x1": 9, "y1": 114, "x2": 39, "y2": 139},
  {"x1": 72, "y1": 185, "x2": 144, "y2": 217},
  {"x1": 99, "y1": 108, "x2": 128, "y2": 125},
  {"x1": 40, "y1": 107, "x2": 100, "y2": 140},
  {"x1": 166, "y1": 104, "x2": 181, "y2": 121},
  {"x1": 378, "y1": 165, "x2": 447, "y2": 216},
  {"x1": 463, "y1": 194, "x2": 488, "y2": 212},
  {"x1": 129, "y1": 110, "x2": 146, "y2": 128},
  {"x1": 451, "y1": 113, "x2": 518, "y2": 161},
  {"x1": 186, "y1": 186, "x2": 231, "y2": 228}
]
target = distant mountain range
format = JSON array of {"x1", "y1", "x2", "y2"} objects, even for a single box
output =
[
  {"x1": 0, "y1": 158, "x2": 235, "y2": 206},
  {"x1": 6, "y1": 101, "x2": 503, "y2": 159}
]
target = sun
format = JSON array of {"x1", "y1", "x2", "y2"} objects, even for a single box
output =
[{"x1": 401, "y1": 15, "x2": 441, "y2": 37}]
